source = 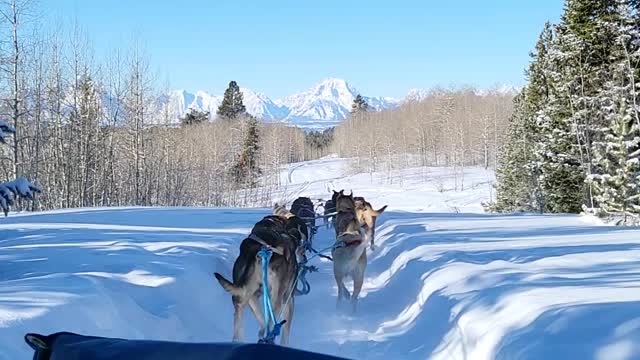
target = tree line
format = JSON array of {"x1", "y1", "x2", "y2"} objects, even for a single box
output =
[
  {"x1": 490, "y1": 0, "x2": 640, "y2": 225},
  {"x1": 0, "y1": 0, "x2": 522, "y2": 213},
  {"x1": 332, "y1": 88, "x2": 514, "y2": 187},
  {"x1": 0, "y1": 0, "x2": 318, "y2": 211}
]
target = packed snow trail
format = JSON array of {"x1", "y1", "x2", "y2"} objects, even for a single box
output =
[
  {"x1": 1, "y1": 158, "x2": 639, "y2": 359},
  {"x1": 277, "y1": 156, "x2": 494, "y2": 214},
  {"x1": 2, "y1": 208, "x2": 640, "y2": 360}
]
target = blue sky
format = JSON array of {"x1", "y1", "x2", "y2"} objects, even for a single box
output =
[{"x1": 41, "y1": 0, "x2": 563, "y2": 99}]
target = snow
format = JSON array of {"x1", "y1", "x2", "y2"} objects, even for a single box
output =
[
  {"x1": 2, "y1": 157, "x2": 640, "y2": 360},
  {"x1": 240, "y1": 87, "x2": 289, "y2": 121}
]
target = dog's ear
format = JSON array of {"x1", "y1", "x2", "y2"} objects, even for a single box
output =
[{"x1": 297, "y1": 225, "x2": 307, "y2": 243}]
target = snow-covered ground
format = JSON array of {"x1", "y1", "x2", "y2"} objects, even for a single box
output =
[
  {"x1": 1, "y1": 157, "x2": 640, "y2": 360},
  {"x1": 274, "y1": 156, "x2": 495, "y2": 214}
]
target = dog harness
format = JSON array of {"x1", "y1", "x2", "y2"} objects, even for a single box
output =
[
  {"x1": 342, "y1": 238, "x2": 362, "y2": 247},
  {"x1": 248, "y1": 233, "x2": 284, "y2": 256}
]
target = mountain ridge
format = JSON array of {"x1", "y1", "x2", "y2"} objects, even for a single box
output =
[{"x1": 161, "y1": 78, "x2": 518, "y2": 130}]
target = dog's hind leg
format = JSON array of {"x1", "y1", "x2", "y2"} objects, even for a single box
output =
[
  {"x1": 333, "y1": 267, "x2": 350, "y2": 308},
  {"x1": 247, "y1": 292, "x2": 266, "y2": 339},
  {"x1": 232, "y1": 296, "x2": 247, "y2": 342},
  {"x1": 268, "y1": 278, "x2": 282, "y2": 319},
  {"x1": 366, "y1": 224, "x2": 375, "y2": 251},
  {"x1": 350, "y1": 252, "x2": 367, "y2": 314},
  {"x1": 280, "y1": 298, "x2": 294, "y2": 346}
]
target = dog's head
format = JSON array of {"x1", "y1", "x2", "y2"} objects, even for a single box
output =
[
  {"x1": 331, "y1": 189, "x2": 344, "y2": 203},
  {"x1": 354, "y1": 196, "x2": 367, "y2": 210},
  {"x1": 335, "y1": 191, "x2": 356, "y2": 212}
]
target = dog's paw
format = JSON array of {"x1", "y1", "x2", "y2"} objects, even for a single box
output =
[{"x1": 370, "y1": 244, "x2": 376, "y2": 251}]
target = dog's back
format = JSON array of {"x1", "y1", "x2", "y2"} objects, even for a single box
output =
[
  {"x1": 331, "y1": 192, "x2": 367, "y2": 313},
  {"x1": 335, "y1": 209, "x2": 360, "y2": 237},
  {"x1": 216, "y1": 215, "x2": 298, "y2": 290},
  {"x1": 273, "y1": 203, "x2": 295, "y2": 219},
  {"x1": 214, "y1": 215, "x2": 301, "y2": 344},
  {"x1": 273, "y1": 204, "x2": 309, "y2": 246},
  {"x1": 333, "y1": 193, "x2": 360, "y2": 238},
  {"x1": 352, "y1": 196, "x2": 387, "y2": 250}
]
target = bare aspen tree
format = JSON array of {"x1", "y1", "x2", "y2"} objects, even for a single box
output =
[
  {"x1": 123, "y1": 39, "x2": 153, "y2": 205},
  {"x1": 332, "y1": 87, "x2": 514, "y2": 189},
  {"x1": 27, "y1": 26, "x2": 47, "y2": 210}
]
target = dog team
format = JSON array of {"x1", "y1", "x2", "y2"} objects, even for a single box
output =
[{"x1": 214, "y1": 190, "x2": 387, "y2": 345}]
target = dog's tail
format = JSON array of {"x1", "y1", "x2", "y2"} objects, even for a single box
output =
[
  {"x1": 214, "y1": 273, "x2": 241, "y2": 295},
  {"x1": 372, "y1": 205, "x2": 388, "y2": 216}
]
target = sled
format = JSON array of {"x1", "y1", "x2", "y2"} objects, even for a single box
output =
[{"x1": 25, "y1": 332, "x2": 350, "y2": 360}]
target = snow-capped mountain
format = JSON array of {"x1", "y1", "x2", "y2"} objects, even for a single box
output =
[
  {"x1": 161, "y1": 90, "x2": 221, "y2": 121},
  {"x1": 159, "y1": 79, "x2": 517, "y2": 130},
  {"x1": 160, "y1": 78, "x2": 399, "y2": 129},
  {"x1": 240, "y1": 87, "x2": 288, "y2": 121},
  {"x1": 401, "y1": 84, "x2": 520, "y2": 104},
  {"x1": 403, "y1": 88, "x2": 431, "y2": 103},
  {"x1": 475, "y1": 84, "x2": 521, "y2": 96},
  {"x1": 277, "y1": 78, "x2": 398, "y2": 128}
]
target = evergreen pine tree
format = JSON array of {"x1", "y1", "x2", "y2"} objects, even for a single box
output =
[
  {"x1": 491, "y1": 24, "x2": 553, "y2": 212},
  {"x1": 180, "y1": 108, "x2": 210, "y2": 126},
  {"x1": 535, "y1": 28, "x2": 587, "y2": 213},
  {"x1": 216, "y1": 81, "x2": 246, "y2": 120},
  {"x1": 563, "y1": 0, "x2": 620, "y2": 68},
  {"x1": 587, "y1": 0, "x2": 640, "y2": 223},
  {"x1": 491, "y1": 93, "x2": 537, "y2": 212},
  {"x1": 493, "y1": 0, "x2": 640, "y2": 218},
  {"x1": 230, "y1": 115, "x2": 260, "y2": 185},
  {"x1": 351, "y1": 94, "x2": 369, "y2": 113},
  {"x1": 533, "y1": 0, "x2": 619, "y2": 213}
]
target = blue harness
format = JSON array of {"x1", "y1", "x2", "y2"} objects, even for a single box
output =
[
  {"x1": 253, "y1": 228, "x2": 349, "y2": 344},
  {"x1": 256, "y1": 247, "x2": 287, "y2": 344}
]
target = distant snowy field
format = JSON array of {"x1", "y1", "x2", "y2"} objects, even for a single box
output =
[{"x1": 1, "y1": 157, "x2": 639, "y2": 360}]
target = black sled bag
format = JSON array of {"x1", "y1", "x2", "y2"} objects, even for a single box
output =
[{"x1": 25, "y1": 332, "x2": 350, "y2": 360}]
